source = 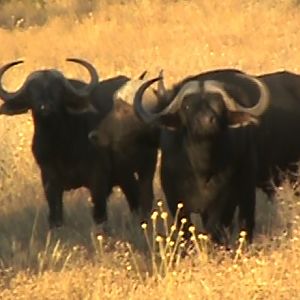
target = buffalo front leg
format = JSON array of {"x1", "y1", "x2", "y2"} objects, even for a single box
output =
[
  {"x1": 90, "y1": 181, "x2": 113, "y2": 226},
  {"x1": 118, "y1": 173, "x2": 140, "y2": 215},
  {"x1": 202, "y1": 208, "x2": 230, "y2": 246},
  {"x1": 137, "y1": 177, "x2": 154, "y2": 221},
  {"x1": 238, "y1": 192, "x2": 255, "y2": 244},
  {"x1": 136, "y1": 149, "x2": 157, "y2": 220},
  {"x1": 161, "y1": 165, "x2": 192, "y2": 240},
  {"x1": 41, "y1": 171, "x2": 64, "y2": 229},
  {"x1": 89, "y1": 182, "x2": 112, "y2": 236},
  {"x1": 236, "y1": 145, "x2": 257, "y2": 244},
  {"x1": 237, "y1": 174, "x2": 256, "y2": 244}
]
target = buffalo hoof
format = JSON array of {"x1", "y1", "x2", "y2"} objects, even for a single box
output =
[
  {"x1": 49, "y1": 219, "x2": 63, "y2": 229},
  {"x1": 88, "y1": 131, "x2": 99, "y2": 145},
  {"x1": 92, "y1": 222, "x2": 109, "y2": 238}
]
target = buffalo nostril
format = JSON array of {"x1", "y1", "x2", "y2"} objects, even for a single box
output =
[
  {"x1": 203, "y1": 115, "x2": 215, "y2": 125},
  {"x1": 209, "y1": 116, "x2": 216, "y2": 124},
  {"x1": 88, "y1": 131, "x2": 98, "y2": 144}
]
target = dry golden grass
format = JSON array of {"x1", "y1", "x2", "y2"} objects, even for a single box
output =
[{"x1": 1, "y1": 0, "x2": 300, "y2": 298}]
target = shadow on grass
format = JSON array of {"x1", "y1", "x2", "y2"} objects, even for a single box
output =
[
  {"x1": 0, "y1": 187, "x2": 149, "y2": 273},
  {"x1": 0, "y1": 180, "x2": 293, "y2": 276}
]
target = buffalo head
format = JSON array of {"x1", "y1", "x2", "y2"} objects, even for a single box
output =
[
  {"x1": 0, "y1": 58, "x2": 99, "y2": 117},
  {"x1": 133, "y1": 72, "x2": 270, "y2": 138},
  {"x1": 88, "y1": 70, "x2": 166, "y2": 147}
]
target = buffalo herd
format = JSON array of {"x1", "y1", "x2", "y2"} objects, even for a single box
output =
[{"x1": 1, "y1": 58, "x2": 300, "y2": 245}]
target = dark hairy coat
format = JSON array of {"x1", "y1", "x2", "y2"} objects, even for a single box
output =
[
  {"x1": 0, "y1": 59, "x2": 157, "y2": 229},
  {"x1": 133, "y1": 69, "x2": 270, "y2": 243}
]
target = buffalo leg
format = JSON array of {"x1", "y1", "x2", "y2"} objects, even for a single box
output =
[
  {"x1": 41, "y1": 170, "x2": 64, "y2": 228},
  {"x1": 161, "y1": 161, "x2": 192, "y2": 239},
  {"x1": 118, "y1": 174, "x2": 140, "y2": 214},
  {"x1": 202, "y1": 206, "x2": 229, "y2": 245},
  {"x1": 136, "y1": 149, "x2": 157, "y2": 219},
  {"x1": 237, "y1": 141, "x2": 257, "y2": 243},
  {"x1": 90, "y1": 180, "x2": 113, "y2": 225},
  {"x1": 237, "y1": 175, "x2": 256, "y2": 244},
  {"x1": 220, "y1": 198, "x2": 238, "y2": 245},
  {"x1": 238, "y1": 194, "x2": 255, "y2": 243}
]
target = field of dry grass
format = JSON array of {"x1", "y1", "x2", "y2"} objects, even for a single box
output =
[{"x1": 1, "y1": 0, "x2": 300, "y2": 298}]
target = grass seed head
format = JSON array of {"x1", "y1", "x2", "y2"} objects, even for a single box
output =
[
  {"x1": 240, "y1": 231, "x2": 247, "y2": 238},
  {"x1": 151, "y1": 211, "x2": 159, "y2": 220},
  {"x1": 189, "y1": 225, "x2": 195, "y2": 233},
  {"x1": 161, "y1": 212, "x2": 168, "y2": 220},
  {"x1": 141, "y1": 222, "x2": 147, "y2": 230},
  {"x1": 156, "y1": 236, "x2": 163, "y2": 243},
  {"x1": 181, "y1": 218, "x2": 187, "y2": 224}
]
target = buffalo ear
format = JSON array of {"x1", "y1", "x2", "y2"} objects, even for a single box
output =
[
  {"x1": 0, "y1": 100, "x2": 30, "y2": 115},
  {"x1": 89, "y1": 129, "x2": 110, "y2": 147},
  {"x1": 227, "y1": 111, "x2": 259, "y2": 128}
]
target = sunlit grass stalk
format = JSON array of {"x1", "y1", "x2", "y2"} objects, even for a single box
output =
[
  {"x1": 198, "y1": 233, "x2": 210, "y2": 261},
  {"x1": 52, "y1": 239, "x2": 61, "y2": 261},
  {"x1": 157, "y1": 200, "x2": 170, "y2": 237},
  {"x1": 90, "y1": 232, "x2": 104, "y2": 260},
  {"x1": 141, "y1": 222, "x2": 158, "y2": 277},
  {"x1": 163, "y1": 226, "x2": 177, "y2": 257},
  {"x1": 175, "y1": 241, "x2": 186, "y2": 267},
  {"x1": 151, "y1": 210, "x2": 158, "y2": 255},
  {"x1": 163, "y1": 203, "x2": 183, "y2": 258},
  {"x1": 188, "y1": 224, "x2": 211, "y2": 262},
  {"x1": 28, "y1": 208, "x2": 39, "y2": 253},
  {"x1": 156, "y1": 236, "x2": 168, "y2": 277},
  {"x1": 233, "y1": 231, "x2": 247, "y2": 263},
  {"x1": 60, "y1": 251, "x2": 72, "y2": 273},
  {"x1": 167, "y1": 218, "x2": 186, "y2": 271},
  {"x1": 173, "y1": 203, "x2": 184, "y2": 231},
  {"x1": 189, "y1": 225, "x2": 205, "y2": 260},
  {"x1": 126, "y1": 242, "x2": 144, "y2": 284},
  {"x1": 38, "y1": 231, "x2": 51, "y2": 275}
]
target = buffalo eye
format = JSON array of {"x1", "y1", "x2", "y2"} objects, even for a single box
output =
[{"x1": 183, "y1": 104, "x2": 190, "y2": 111}]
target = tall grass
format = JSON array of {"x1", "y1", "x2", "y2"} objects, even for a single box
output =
[{"x1": 1, "y1": 0, "x2": 300, "y2": 298}]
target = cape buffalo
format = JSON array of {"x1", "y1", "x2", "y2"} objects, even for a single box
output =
[
  {"x1": 132, "y1": 69, "x2": 270, "y2": 243},
  {"x1": 254, "y1": 71, "x2": 300, "y2": 197},
  {"x1": 0, "y1": 59, "x2": 152, "y2": 229},
  {"x1": 86, "y1": 72, "x2": 168, "y2": 219},
  {"x1": 161, "y1": 70, "x2": 300, "y2": 198}
]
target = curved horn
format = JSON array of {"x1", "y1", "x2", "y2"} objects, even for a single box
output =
[
  {"x1": 64, "y1": 58, "x2": 99, "y2": 97},
  {"x1": 133, "y1": 76, "x2": 164, "y2": 123},
  {"x1": 204, "y1": 73, "x2": 270, "y2": 116},
  {"x1": 134, "y1": 76, "x2": 201, "y2": 123},
  {"x1": 157, "y1": 69, "x2": 167, "y2": 97},
  {"x1": 0, "y1": 60, "x2": 25, "y2": 101}
]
